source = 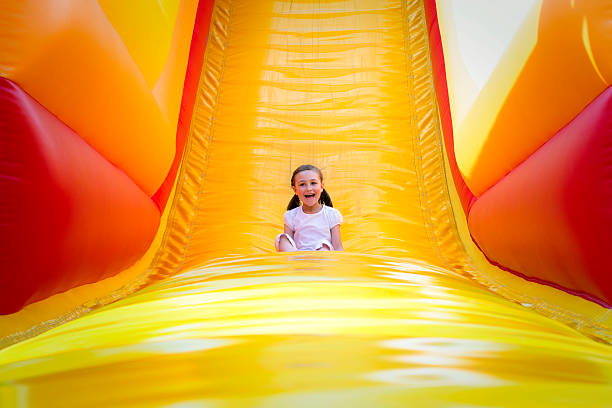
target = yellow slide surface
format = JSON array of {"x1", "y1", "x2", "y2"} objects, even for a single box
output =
[{"x1": 1, "y1": 0, "x2": 612, "y2": 406}]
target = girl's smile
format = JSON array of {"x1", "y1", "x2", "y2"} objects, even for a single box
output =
[{"x1": 292, "y1": 170, "x2": 324, "y2": 213}]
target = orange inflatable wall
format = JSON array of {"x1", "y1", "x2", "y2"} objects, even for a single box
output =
[{"x1": 0, "y1": 0, "x2": 214, "y2": 313}]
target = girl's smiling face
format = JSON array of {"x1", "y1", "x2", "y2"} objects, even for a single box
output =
[{"x1": 292, "y1": 170, "x2": 324, "y2": 210}]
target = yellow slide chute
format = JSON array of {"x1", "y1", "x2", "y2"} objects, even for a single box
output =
[{"x1": 1, "y1": 0, "x2": 611, "y2": 406}]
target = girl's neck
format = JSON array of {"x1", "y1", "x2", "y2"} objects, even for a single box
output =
[{"x1": 302, "y1": 202, "x2": 323, "y2": 214}]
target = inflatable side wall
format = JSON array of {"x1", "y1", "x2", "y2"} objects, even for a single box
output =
[
  {"x1": 425, "y1": 0, "x2": 612, "y2": 306},
  {"x1": 0, "y1": 0, "x2": 214, "y2": 314}
]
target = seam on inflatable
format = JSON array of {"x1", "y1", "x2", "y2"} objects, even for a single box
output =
[
  {"x1": 475, "y1": 85, "x2": 612, "y2": 204},
  {"x1": 402, "y1": 0, "x2": 473, "y2": 276},
  {"x1": 469, "y1": 231, "x2": 612, "y2": 309},
  {"x1": 144, "y1": 0, "x2": 234, "y2": 284},
  {"x1": 405, "y1": 0, "x2": 445, "y2": 269}
]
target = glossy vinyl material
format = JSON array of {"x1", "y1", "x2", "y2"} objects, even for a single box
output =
[
  {"x1": 429, "y1": 1, "x2": 612, "y2": 311},
  {"x1": 0, "y1": 0, "x2": 175, "y2": 195},
  {"x1": 468, "y1": 87, "x2": 612, "y2": 306},
  {"x1": 423, "y1": 0, "x2": 475, "y2": 214},
  {"x1": 98, "y1": 0, "x2": 182, "y2": 89},
  {"x1": 1, "y1": 0, "x2": 612, "y2": 406},
  {"x1": 437, "y1": 0, "x2": 611, "y2": 196},
  {"x1": 152, "y1": 0, "x2": 216, "y2": 210},
  {"x1": 0, "y1": 77, "x2": 160, "y2": 314},
  {"x1": 0, "y1": 0, "x2": 205, "y2": 313},
  {"x1": 2, "y1": 254, "x2": 612, "y2": 407}
]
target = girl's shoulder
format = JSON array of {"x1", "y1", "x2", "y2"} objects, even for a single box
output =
[
  {"x1": 284, "y1": 206, "x2": 301, "y2": 217},
  {"x1": 327, "y1": 206, "x2": 342, "y2": 216},
  {"x1": 283, "y1": 206, "x2": 301, "y2": 226},
  {"x1": 325, "y1": 205, "x2": 343, "y2": 227}
]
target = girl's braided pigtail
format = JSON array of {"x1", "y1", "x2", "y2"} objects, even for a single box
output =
[
  {"x1": 287, "y1": 194, "x2": 301, "y2": 210},
  {"x1": 320, "y1": 189, "x2": 333, "y2": 208}
]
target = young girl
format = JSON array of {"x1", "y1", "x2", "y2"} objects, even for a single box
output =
[{"x1": 275, "y1": 164, "x2": 344, "y2": 251}]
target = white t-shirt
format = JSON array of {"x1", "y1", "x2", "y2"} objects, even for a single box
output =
[{"x1": 283, "y1": 205, "x2": 343, "y2": 250}]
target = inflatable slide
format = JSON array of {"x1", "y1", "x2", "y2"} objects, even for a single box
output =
[{"x1": 1, "y1": 0, "x2": 611, "y2": 406}]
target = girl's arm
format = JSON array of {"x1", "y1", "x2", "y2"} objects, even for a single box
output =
[
  {"x1": 284, "y1": 224, "x2": 294, "y2": 239},
  {"x1": 331, "y1": 225, "x2": 343, "y2": 251}
]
